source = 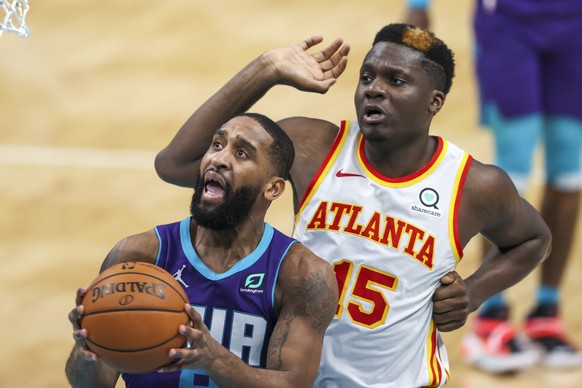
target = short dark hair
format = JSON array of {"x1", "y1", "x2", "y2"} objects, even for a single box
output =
[
  {"x1": 373, "y1": 23, "x2": 455, "y2": 95},
  {"x1": 239, "y1": 112, "x2": 295, "y2": 180}
]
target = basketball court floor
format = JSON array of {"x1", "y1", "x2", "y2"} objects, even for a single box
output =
[{"x1": 1, "y1": 1, "x2": 580, "y2": 387}]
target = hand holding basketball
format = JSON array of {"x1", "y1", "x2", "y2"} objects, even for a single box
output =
[
  {"x1": 74, "y1": 261, "x2": 190, "y2": 373},
  {"x1": 157, "y1": 303, "x2": 226, "y2": 373},
  {"x1": 68, "y1": 287, "x2": 99, "y2": 361}
]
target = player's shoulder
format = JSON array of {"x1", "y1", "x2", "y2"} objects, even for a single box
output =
[
  {"x1": 282, "y1": 243, "x2": 336, "y2": 281},
  {"x1": 101, "y1": 229, "x2": 159, "y2": 272},
  {"x1": 458, "y1": 159, "x2": 522, "y2": 234},
  {"x1": 278, "y1": 243, "x2": 339, "y2": 319},
  {"x1": 287, "y1": 241, "x2": 328, "y2": 262},
  {"x1": 464, "y1": 159, "x2": 518, "y2": 195}
]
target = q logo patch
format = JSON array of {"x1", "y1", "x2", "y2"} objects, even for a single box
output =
[{"x1": 419, "y1": 188, "x2": 439, "y2": 209}]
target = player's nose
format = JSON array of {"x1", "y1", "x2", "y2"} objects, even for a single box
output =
[
  {"x1": 209, "y1": 149, "x2": 232, "y2": 170},
  {"x1": 364, "y1": 79, "x2": 386, "y2": 99}
]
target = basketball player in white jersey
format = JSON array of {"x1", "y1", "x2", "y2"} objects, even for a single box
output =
[{"x1": 155, "y1": 24, "x2": 551, "y2": 387}]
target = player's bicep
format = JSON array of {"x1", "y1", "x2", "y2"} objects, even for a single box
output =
[
  {"x1": 267, "y1": 252, "x2": 337, "y2": 382},
  {"x1": 470, "y1": 165, "x2": 546, "y2": 249},
  {"x1": 483, "y1": 197, "x2": 548, "y2": 251}
]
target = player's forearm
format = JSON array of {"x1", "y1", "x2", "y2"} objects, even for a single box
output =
[
  {"x1": 204, "y1": 349, "x2": 312, "y2": 388},
  {"x1": 155, "y1": 54, "x2": 278, "y2": 187},
  {"x1": 465, "y1": 235, "x2": 550, "y2": 313},
  {"x1": 65, "y1": 345, "x2": 118, "y2": 388}
]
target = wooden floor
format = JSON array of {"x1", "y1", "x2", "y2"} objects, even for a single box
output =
[{"x1": 1, "y1": 2, "x2": 581, "y2": 387}]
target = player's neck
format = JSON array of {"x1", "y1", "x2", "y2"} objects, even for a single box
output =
[
  {"x1": 365, "y1": 135, "x2": 438, "y2": 178},
  {"x1": 191, "y1": 219, "x2": 265, "y2": 273}
]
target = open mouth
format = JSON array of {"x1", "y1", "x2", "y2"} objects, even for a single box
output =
[
  {"x1": 203, "y1": 171, "x2": 226, "y2": 199},
  {"x1": 363, "y1": 106, "x2": 386, "y2": 123}
]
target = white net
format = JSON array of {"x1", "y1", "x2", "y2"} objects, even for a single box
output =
[{"x1": 0, "y1": 0, "x2": 29, "y2": 37}]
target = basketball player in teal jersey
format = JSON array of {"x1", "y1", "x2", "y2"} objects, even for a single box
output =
[
  {"x1": 65, "y1": 114, "x2": 338, "y2": 387},
  {"x1": 155, "y1": 24, "x2": 551, "y2": 386},
  {"x1": 407, "y1": 0, "x2": 582, "y2": 373}
]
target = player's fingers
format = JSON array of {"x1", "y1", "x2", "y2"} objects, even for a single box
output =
[
  {"x1": 75, "y1": 287, "x2": 88, "y2": 306},
  {"x1": 169, "y1": 347, "x2": 196, "y2": 359},
  {"x1": 433, "y1": 291, "x2": 469, "y2": 312},
  {"x1": 433, "y1": 306, "x2": 467, "y2": 323},
  {"x1": 76, "y1": 345, "x2": 99, "y2": 362},
  {"x1": 72, "y1": 328, "x2": 88, "y2": 342},
  {"x1": 157, "y1": 358, "x2": 187, "y2": 372},
  {"x1": 165, "y1": 348, "x2": 202, "y2": 372},
  {"x1": 68, "y1": 305, "x2": 83, "y2": 327},
  {"x1": 320, "y1": 42, "x2": 350, "y2": 72},
  {"x1": 433, "y1": 312, "x2": 467, "y2": 332},
  {"x1": 72, "y1": 328, "x2": 98, "y2": 360},
  {"x1": 433, "y1": 285, "x2": 468, "y2": 302},
  {"x1": 185, "y1": 304, "x2": 208, "y2": 334},
  {"x1": 180, "y1": 323, "x2": 203, "y2": 347},
  {"x1": 297, "y1": 35, "x2": 324, "y2": 51},
  {"x1": 185, "y1": 303, "x2": 201, "y2": 323},
  {"x1": 433, "y1": 300, "x2": 468, "y2": 315},
  {"x1": 439, "y1": 271, "x2": 459, "y2": 285},
  {"x1": 186, "y1": 303, "x2": 208, "y2": 337},
  {"x1": 312, "y1": 37, "x2": 344, "y2": 63},
  {"x1": 325, "y1": 56, "x2": 349, "y2": 80}
]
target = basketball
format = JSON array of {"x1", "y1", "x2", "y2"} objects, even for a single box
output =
[{"x1": 80, "y1": 261, "x2": 189, "y2": 374}]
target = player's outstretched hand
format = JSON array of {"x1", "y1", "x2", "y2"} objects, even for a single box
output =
[
  {"x1": 68, "y1": 287, "x2": 99, "y2": 361},
  {"x1": 263, "y1": 36, "x2": 350, "y2": 94},
  {"x1": 158, "y1": 303, "x2": 222, "y2": 373},
  {"x1": 432, "y1": 271, "x2": 470, "y2": 332}
]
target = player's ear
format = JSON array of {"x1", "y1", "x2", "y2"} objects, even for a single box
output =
[
  {"x1": 429, "y1": 90, "x2": 445, "y2": 115},
  {"x1": 264, "y1": 177, "x2": 286, "y2": 201}
]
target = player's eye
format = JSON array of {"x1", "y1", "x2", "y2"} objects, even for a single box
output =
[
  {"x1": 390, "y1": 77, "x2": 405, "y2": 86},
  {"x1": 360, "y1": 74, "x2": 373, "y2": 84}
]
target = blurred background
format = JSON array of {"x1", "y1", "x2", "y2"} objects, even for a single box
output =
[{"x1": 1, "y1": 1, "x2": 580, "y2": 387}]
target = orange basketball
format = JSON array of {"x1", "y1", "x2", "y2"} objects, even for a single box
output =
[{"x1": 80, "y1": 261, "x2": 189, "y2": 374}]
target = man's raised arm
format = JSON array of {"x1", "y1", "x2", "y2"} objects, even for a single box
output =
[{"x1": 155, "y1": 36, "x2": 349, "y2": 188}]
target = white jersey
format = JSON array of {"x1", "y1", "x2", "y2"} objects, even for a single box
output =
[{"x1": 293, "y1": 121, "x2": 473, "y2": 387}]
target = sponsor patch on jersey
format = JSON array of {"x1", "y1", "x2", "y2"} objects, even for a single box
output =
[
  {"x1": 410, "y1": 187, "x2": 442, "y2": 218},
  {"x1": 240, "y1": 273, "x2": 265, "y2": 294}
]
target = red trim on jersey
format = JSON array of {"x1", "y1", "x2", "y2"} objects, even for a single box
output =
[
  {"x1": 431, "y1": 328, "x2": 442, "y2": 386},
  {"x1": 359, "y1": 136, "x2": 444, "y2": 183},
  {"x1": 453, "y1": 155, "x2": 473, "y2": 260},
  {"x1": 297, "y1": 121, "x2": 347, "y2": 209},
  {"x1": 421, "y1": 326, "x2": 440, "y2": 388},
  {"x1": 428, "y1": 330, "x2": 437, "y2": 386}
]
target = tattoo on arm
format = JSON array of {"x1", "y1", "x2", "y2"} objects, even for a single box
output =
[
  {"x1": 267, "y1": 271, "x2": 336, "y2": 369},
  {"x1": 267, "y1": 312, "x2": 290, "y2": 369},
  {"x1": 295, "y1": 272, "x2": 336, "y2": 332}
]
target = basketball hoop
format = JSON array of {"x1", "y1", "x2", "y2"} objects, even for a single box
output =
[{"x1": 0, "y1": 0, "x2": 30, "y2": 38}]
